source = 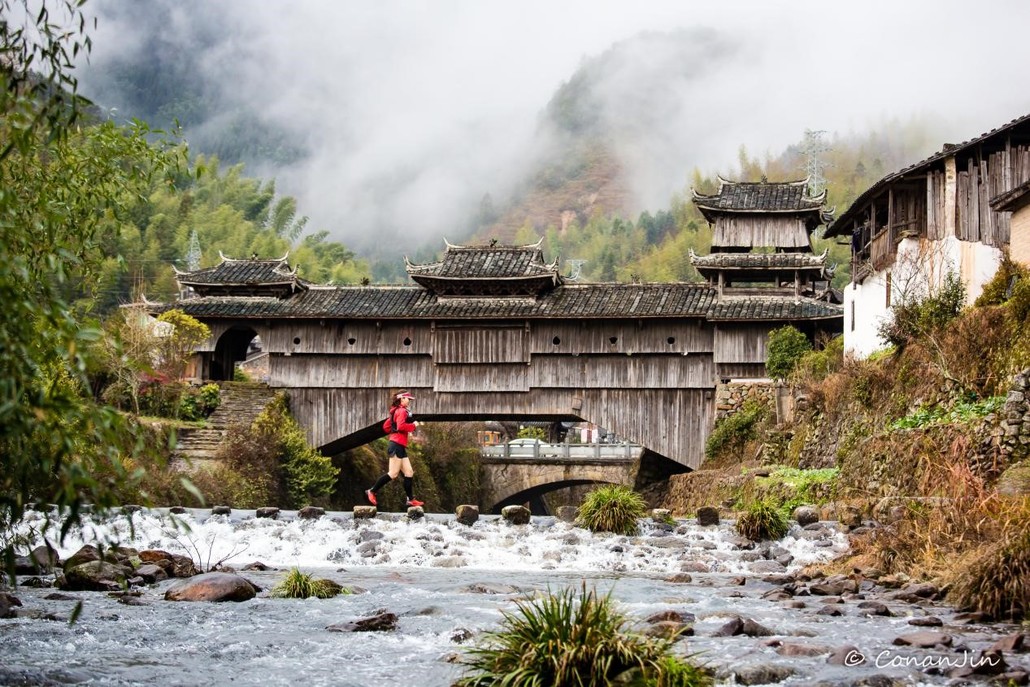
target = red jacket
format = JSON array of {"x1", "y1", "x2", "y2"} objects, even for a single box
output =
[{"x1": 387, "y1": 406, "x2": 417, "y2": 447}]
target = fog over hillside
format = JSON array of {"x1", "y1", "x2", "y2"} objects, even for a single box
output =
[{"x1": 76, "y1": 0, "x2": 1030, "y2": 254}]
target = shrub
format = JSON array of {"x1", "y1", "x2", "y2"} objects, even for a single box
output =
[
  {"x1": 704, "y1": 399, "x2": 768, "y2": 461},
  {"x1": 793, "y1": 334, "x2": 844, "y2": 384},
  {"x1": 178, "y1": 383, "x2": 221, "y2": 421},
  {"x1": 252, "y1": 395, "x2": 339, "y2": 508},
  {"x1": 735, "y1": 500, "x2": 789, "y2": 541},
  {"x1": 950, "y1": 528, "x2": 1030, "y2": 621},
  {"x1": 766, "y1": 325, "x2": 812, "y2": 380},
  {"x1": 749, "y1": 467, "x2": 839, "y2": 514},
  {"x1": 456, "y1": 584, "x2": 711, "y2": 687},
  {"x1": 270, "y1": 568, "x2": 345, "y2": 599},
  {"x1": 577, "y1": 485, "x2": 647, "y2": 535},
  {"x1": 878, "y1": 270, "x2": 965, "y2": 349}
]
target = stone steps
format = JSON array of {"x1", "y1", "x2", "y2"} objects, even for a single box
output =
[{"x1": 173, "y1": 383, "x2": 278, "y2": 462}]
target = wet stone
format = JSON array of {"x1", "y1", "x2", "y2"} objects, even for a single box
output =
[{"x1": 907, "y1": 616, "x2": 943, "y2": 627}]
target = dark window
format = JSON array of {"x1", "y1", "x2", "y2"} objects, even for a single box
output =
[
  {"x1": 608, "y1": 336, "x2": 618, "y2": 345},
  {"x1": 552, "y1": 336, "x2": 561, "y2": 345},
  {"x1": 293, "y1": 337, "x2": 301, "y2": 345},
  {"x1": 667, "y1": 336, "x2": 676, "y2": 345},
  {"x1": 347, "y1": 337, "x2": 356, "y2": 345},
  {"x1": 403, "y1": 337, "x2": 412, "y2": 346}
]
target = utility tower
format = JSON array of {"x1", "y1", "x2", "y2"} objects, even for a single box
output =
[
  {"x1": 185, "y1": 229, "x2": 202, "y2": 272},
  {"x1": 801, "y1": 129, "x2": 830, "y2": 196}
]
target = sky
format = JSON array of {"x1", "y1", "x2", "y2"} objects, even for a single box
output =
[{"x1": 74, "y1": 0, "x2": 1030, "y2": 251}]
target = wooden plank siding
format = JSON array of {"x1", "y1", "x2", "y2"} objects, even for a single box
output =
[
  {"x1": 529, "y1": 354, "x2": 714, "y2": 389},
  {"x1": 288, "y1": 386, "x2": 713, "y2": 469},
  {"x1": 528, "y1": 320, "x2": 713, "y2": 354},
  {"x1": 712, "y1": 216, "x2": 810, "y2": 249},
  {"x1": 433, "y1": 325, "x2": 527, "y2": 363},
  {"x1": 713, "y1": 325, "x2": 767, "y2": 364}
]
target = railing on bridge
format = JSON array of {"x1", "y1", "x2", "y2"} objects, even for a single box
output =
[{"x1": 480, "y1": 440, "x2": 643, "y2": 462}]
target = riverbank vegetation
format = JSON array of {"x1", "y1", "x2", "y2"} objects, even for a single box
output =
[
  {"x1": 688, "y1": 261, "x2": 1030, "y2": 620},
  {"x1": 577, "y1": 485, "x2": 648, "y2": 535}
]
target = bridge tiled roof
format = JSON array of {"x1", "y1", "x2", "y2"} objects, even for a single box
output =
[
  {"x1": 166, "y1": 283, "x2": 842, "y2": 322},
  {"x1": 708, "y1": 297, "x2": 843, "y2": 321},
  {"x1": 168, "y1": 283, "x2": 721, "y2": 320}
]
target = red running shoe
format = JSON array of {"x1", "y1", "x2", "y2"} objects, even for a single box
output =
[
  {"x1": 406, "y1": 499, "x2": 424, "y2": 508},
  {"x1": 365, "y1": 489, "x2": 377, "y2": 506}
]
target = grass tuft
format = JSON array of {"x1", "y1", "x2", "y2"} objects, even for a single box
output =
[
  {"x1": 270, "y1": 568, "x2": 344, "y2": 599},
  {"x1": 577, "y1": 485, "x2": 648, "y2": 535},
  {"x1": 456, "y1": 583, "x2": 711, "y2": 687},
  {"x1": 735, "y1": 500, "x2": 789, "y2": 541},
  {"x1": 950, "y1": 521, "x2": 1030, "y2": 621}
]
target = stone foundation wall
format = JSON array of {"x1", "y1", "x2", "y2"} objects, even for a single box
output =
[{"x1": 715, "y1": 382, "x2": 776, "y2": 420}]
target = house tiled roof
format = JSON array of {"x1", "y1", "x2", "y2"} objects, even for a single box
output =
[
  {"x1": 407, "y1": 242, "x2": 558, "y2": 280},
  {"x1": 708, "y1": 297, "x2": 843, "y2": 321},
  {"x1": 826, "y1": 112, "x2": 1030, "y2": 237},
  {"x1": 693, "y1": 177, "x2": 826, "y2": 216}
]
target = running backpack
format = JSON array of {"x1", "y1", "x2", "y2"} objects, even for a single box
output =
[{"x1": 381, "y1": 412, "x2": 398, "y2": 436}]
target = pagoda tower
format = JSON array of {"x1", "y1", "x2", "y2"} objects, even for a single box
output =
[{"x1": 690, "y1": 177, "x2": 838, "y2": 302}]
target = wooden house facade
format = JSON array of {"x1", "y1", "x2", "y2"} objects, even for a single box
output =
[{"x1": 825, "y1": 113, "x2": 1030, "y2": 357}]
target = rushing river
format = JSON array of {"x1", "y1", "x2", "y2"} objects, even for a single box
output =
[{"x1": 2, "y1": 508, "x2": 1026, "y2": 686}]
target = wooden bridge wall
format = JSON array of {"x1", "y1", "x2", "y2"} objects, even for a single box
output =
[{"x1": 251, "y1": 318, "x2": 722, "y2": 469}]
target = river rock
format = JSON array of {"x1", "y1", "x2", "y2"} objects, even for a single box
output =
[
  {"x1": 554, "y1": 505, "x2": 577, "y2": 523},
  {"x1": 211, "y1": 505, "x2": 231, "y2": 515},
  {"x1": 169, "y1": 506, "x2": 187, "y2": 514},
  {"x1": 997, "y1": 460, "x2": 1030, "y2": 496},
  {"x1": 298, "y1": 505, "x2": 324, "y2": 519},
  {"x1": 826, "y1": 644, "x2": 864, "y2": 665},
  {"x1": 856, "y1": 601, "x2": 892, "y2": 616},
  {"x1": 354, "y1": 505, "x2": 376, "y2": 519},
  {"x1": 501, "y1": 505, "x2": 530, "y2": 525},
  {"x1": 907, "y1": 616, "x2": 943, "y2": 626},
  {"x1": 406, "y1": 505, "x2": 425, "y2": 520},
  {"x1": 139, "y1": 550, "x2": 198, "y2": 578},
  {"x1": 135, "y1": 564, "x2": 168, "y2": 583},
  {"x1": 776, "y1": 642, "x2": 831, "y2": 657},
  {"x1": 327, "y1": 612, "x2": 398, "y2": 632},
  {"x1": 991, "y1": 633, "x2": 1025, "y2": 652},
  {"x1": 164, "y1": 572, "x2": 258, "y2": 602},
  {"x1": 696, "y1": 506, "x2": 720, "y2": 526},
  {"x1": 455, "y1": 504, "x2": 479, "y2": 526},
  {"x1": 724, "y1": 664, "x2": 795, "y2": 685},
  {"x1": 63, "y1": 544, "x2": 101, "y2": 572},
  {"x1": 256, "y1": 506, "x2": 279, "y2": 519},
  {"x1": 62, "y1": 561, "x2": 130, "y2": 592},
  {"x1": 792, "y1": 505, "x2": 819, "y2": 526},
  {"x1": 0, "y1": 592, "x2": 22, "y2": 618},
  {"x1": 651, "y1": 508, "x2": 672, "y2": 522},
  {"x1": 892, "y1": 631, "x2": 952, "y2": 648}
]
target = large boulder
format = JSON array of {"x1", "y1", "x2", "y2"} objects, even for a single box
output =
[
  {"x1": 455, "y1": 505, "x2": 479, "y2": 526},
  {"x1": 164, "y1": 572, "x2": 258, "y2": 602},
  {"x1": 61, "y1": 560, "x2": 130, "y2": 592}
]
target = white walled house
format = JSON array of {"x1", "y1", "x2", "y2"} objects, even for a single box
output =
[{"x1": 825, "y1": 113, "x2": 1030, "y2": 358}]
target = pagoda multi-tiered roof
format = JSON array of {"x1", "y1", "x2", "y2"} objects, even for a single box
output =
[
  {"x1": 404, "y1": 239, "x2": 563, "y2": 296},
  {"x1": 174, "y1": 252, "x2": 310, "y2": 298},
  {"x1": 689, "y1": 177, "x2": 840, "y2": 304}
]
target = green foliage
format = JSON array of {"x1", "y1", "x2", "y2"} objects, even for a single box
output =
[
  {"x1": 766, "y1": 325, "x2": 812, "y2": 381},
  {"x1": 889, "y1": 396, "x2": 1005, "y2": 430},
  {"x1": 878, "y1": 271, "x2": 966, "y2": 349},
  {"x1": 270, "y1": 568, "x2": 345, "y2": 599},
  {"x1": 951, "y1": 528, "x2": 1030, "y2": 621},
  {"x1": 704, "y1": 400, "x2": 768, "y2": 461},
  {"x1": 735, "y1": 500, "x2": 789, "y2": 542},
  {"x1": 155, "y1": 310, "x2": 210, "y2": 380},
  {"x1": 253, "y1": 395, "x2": 339, "y2": 508},
  {"x1": 1, "y1": 0, "x2": 184, "y2": 547},
  {"x1": 416, "y1": 422, "x2": 481, "y2": 512},
  {"x1": 233, "y1": 366, "x2": 252, "y2": 382},
  {"x1": 750, "y1": 467, "x2": 839, "y2": 514},
  {"x1": 456, "y1": 583, "x2": 711, "y2": 687},
  {"x1": 178, "y1": 383, "x2": 220, "y2": 421},
  {"x1": 516, "y1": 426, "x2": 547, "y2": 441},
  {"x1": 576, "y1": 485, "x2": 647, "y2": 535},
  {"x1": 793, "y1": 335, "x2": 844, "y2": 383}
]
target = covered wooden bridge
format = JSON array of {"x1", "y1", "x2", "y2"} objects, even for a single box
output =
[{"x1": 164, "y1": 179, "x2": 842, "y2": 475}]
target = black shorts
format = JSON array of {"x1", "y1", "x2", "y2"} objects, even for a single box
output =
[{"x1": 387, "y1": 441, "x2": 407, "y2": 458}]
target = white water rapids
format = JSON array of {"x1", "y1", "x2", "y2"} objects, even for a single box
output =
[{"x1": 2, "y1": 507, "x2": 1026, "y2": 686}]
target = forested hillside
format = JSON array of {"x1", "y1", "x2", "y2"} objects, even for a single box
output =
[
  {"x1": 73, "y1": 154, "x2": 369, "y2": 314},
  {"x1": 77, "y1": 22, "x2": 950, "y2": 291}
]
